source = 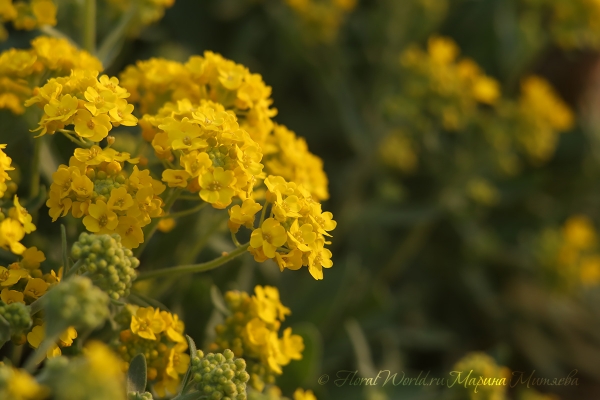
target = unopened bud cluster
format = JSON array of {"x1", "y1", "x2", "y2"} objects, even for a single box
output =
[
  {"x1": 71, "y1": 232, "x2": 140, "y2": 299},
  {"x1": 191, "y1": 349, "x2": 250, "y2": 400}
]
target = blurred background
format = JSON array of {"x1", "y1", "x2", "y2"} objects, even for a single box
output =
[{"x1": 4, "y1": 0, "x2": 600, "y2": 399}]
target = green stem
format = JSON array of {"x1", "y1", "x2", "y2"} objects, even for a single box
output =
[
  {"x1": 29, "y1": 138, "x2": 41, "y2": 200},
  {"x1": 61, "y1": 225, "x2": 71, "y2": 274},
  {"x1": 162, "y1": 201, "x2": 207, "y2": 219},
  {"x1": 64, "y1": 259, "x2": 83, "y2": 278},
  {"x1": 59, "y1": 130, "x2": 93, "y2": 148},
  {"x1": 136, "y1": 243, "x2": 250, "y2": 281},
  {"x1": 96, "y1": 4, "x2": 137, "y2": 67},
  {"x1": 83, "y1": 0, "x2": 96, "y2": 54},
  {"x1": 135, "y1": 188, "x2": 183, "y2": 257}
]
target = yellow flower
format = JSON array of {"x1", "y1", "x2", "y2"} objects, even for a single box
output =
[
  {"x1": 107, "y1": 187, "x2": 134, "y2": 211},
  {"x1": 83, "y1": 200, "x2": 119, "y2": 233},
  {"x1": 0, "y1": 218, "x2": 26, "y2": 254},
  {"x1": 472, "y1": 75, "x2": 500, "y2": 105},
  {"x1": 70, "y1": 174, "x2": 94, "y2": 198},
  {"x1": 250, "y1": 218, "x2": 287, "y2": 258},
  {"x1": 0, "y1": 363, "x2": 48, "y2": 400},
  {"x1": 160, "y1": 311, "x2": 185, "y2": 343},
  {"x1": 1, "y1": 288, "x2": 24, "y2": 304},
  {"x1": 275, "y1": 249, "x2": 303, "y2": 272},
  {"x1": 20, "y1": 247, "x2": 45, "y2": 270},
  {"x1": 278, "y1": 327, "x2": 304, "y2": 364},
  {"x1": 287, "y1": 219, "x2": 316, "y2": 251},
  {"x1": 162, "y1": 169, "x2": 191, "y2": 188},
  {"x1": 116, "y1": 216, "x2": 144, "y2": 249},
  {"x1": 157, "y1": 217, "x2": 176, "y2": 233},
  {"x1": 73, "y1": 109, "x2": 112, "y2": 142},
  {"x1": 0, "y1": 266, "x2": 28, "y2": 287},
  {"x1": 199, "y1": 167, "x2": 236, "y2": 208},
  {"x1": 109, "y1": 99, "x2": 138, "y2": 126},
  {"x1": 228, "y1": 198, "x2": 262, "y2": 233},
  {"x1": 23, "y1": 278, "x2": 49, "y2": 298},
  {"x1": 43, "y1": 94, "x2": 79, "y2": 122},
  {"x1": 253, "y1": 285, "x2": 290, "y2": 324},
  {"x1": 131, "y1": 307, "x2": 166, "y2": 340},
  {"x1": 27, "y1": 325, "x2": 62, "y2": 358},
  {"x1": 428, "y1": 36, "x2": 459, "y2": 64},
  {"x1": 307, "y1": 240, "x2": 333, "y2": 280},
  {"x1": 294, "y1": 388, "x2": 317, "y2": 400},
  {"x1": 165, "y1": 344, "x2": 190, "y2": 379},
  {"x1": 563, "y1": 215, "x2": 596, "y2": 250},
  {"x1": 84, "y1": 87, "x2": 117, "y2": 116},
  {"x1": 309, "y1": 206, "x2": 337, "y2": 237}
]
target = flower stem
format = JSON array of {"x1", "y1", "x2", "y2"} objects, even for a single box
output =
[
  {"x1": 136, "y1": 243, "x2": 250, "y2": 281},
  {"x1": 29, "y1": 138, "x2": 41, "y2": 200},
  {"x1": 161, "y1": 201, "x2": 207, "y2": 219},
  {"x1": 83, "y1": 0, "x2": 96, "y2": 54}
]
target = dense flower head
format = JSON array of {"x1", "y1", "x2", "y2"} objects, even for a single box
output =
[
  {"x1": 262, "y1": 124, "x2": 329, "y2": 201},
  {"x1": 514, "y1": 76, "x2": 574, "y2": 163},
  {"x1": 0, "y1": 362, "x2": 47, "y2": 400},
  {"x1": 43, "y1": 275, "x2": 110, "y2": 333},
  {"x1": 115, "y1": 305, "x2": 189, "y2": 397},
  {"x1": 141, "y1": 99, "x2": 265, "y2": 208},
  {"x1": 0, "y1": 300, "x2": 31, "y2": 340},
  {"x1": 248, "y1": 175, "x2": 335, "y2": 280},
  {"x1": 210, "y1": 286, "x2": 304, "y2": 392},
  {"x1": 26, "y1": 70, "x2": 137, "y2": 139},
  {"x1": 451, "y1": 352, "x2": 510, "y2": 400},
  {"x1": 397, "y1": 36, "x2": 501, "y2": 132},
  {"x1": 190, "y1": 348, "x2": 250, "y2": 400},
  {"x1": 41, "y1": 341, "x2": 126, "y2": 400},
  {"x1": 0, "y1": 0, "x2": 56, "y2": 41},
  {"x1": 120, "y1": 52, "x2": 277, "y2": 145},
  {"x1": 522, "y1": 0, "x2": 600, "y2": 49},
  {"x1": 46, "y1": 145, "x2": 165, "y2": 248},
  {"x1": 0, "y1": 36, "x2": 101, "y2": 114},
  {"x1": 532, "y1": 215, "x2": 600, "y2": 291},
  {"x1": 71, "y1": 232, "x2": 140, "y2": 299},
  {"x1": 284, "y1": 0, "x2": 357, "y2": 43}
]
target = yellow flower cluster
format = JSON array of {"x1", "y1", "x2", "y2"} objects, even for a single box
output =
[
  {"x1": 0, "y1": 0, "x2": 56, "y2": 41},
  {"x1": 141, "y1": 99, "x2": 264, "y2": 209},
  {"x1": 27, "y1": 324, "x2": 77, "y2": 359},
  {"x1": 284, "y1": 0, "x2": 357, "y2": 42},
  {"x1": 247, "y1": 175, "x2": 335, "y2": 280},
  {"x1": 0, "y1": 144, "x2": 14, "y2": 199},
  {"x1": 26, "y1": 70, "x2": 137, "y2": 140},
  {"x1": 384, "y1": 36, "x2": 574, "y2": 180},
  {"x1": 535, "y1": 215, "x2": 600, "y2": 291},
  {"x1": 210, "y1": 286, "x2": 304, "y2": 392},
  {"x1": 116, "y1": 306, "x2": 189, "y2": 397},
  {"x1": 0, "y1": 196, "x2": 36, "y2": 256},
  {"x1": 47, "y1": 146, "x2": 165, "y2": 248},
  {"x1": 521, "y1": 0, "x2": 600, "y2": 49},
  {"x1": 106, "y1": 0, "x2": 175, "y2": 36},
  {"x1": 121, "y1": 52, "x2": 276, "y2": 143},
  {"x1": 399, "y1": 36, "x2": 501, "y2": 132},
  {"x1": 120, "y1": 52, "x2": 329, "y2": 200},
  {"x1": 263, "y1": 125, "x2": 329, "y2": 200},
  {"x1": 515, "y1": 76, "x2": 574, "y2": 164},
  {"x1": 451, "y1": 352, "x2": 510, "y2": 400},
  {"x1": 0, "y1": 36, "x2": 101, "y2": 114},
  {"x1": 0, "y1": 362, "x2": 47, "y2": 400}
]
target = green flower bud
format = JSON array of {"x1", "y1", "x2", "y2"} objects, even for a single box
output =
[
  {"x1": 128, "y1": 391, "x2": 153, "y2": 400},
  {"x1": 190, "y1": 349, "x2": 249, "y2": 400},
  {"x1": 71, "y1": 232, "x2": 140, "y2": 300},
  {"x1": 0, "y1": 301, "x2": 31, "y2": 336},
  {"x1": 44, "y1": 276, "x2": 109, "y2": 335}
]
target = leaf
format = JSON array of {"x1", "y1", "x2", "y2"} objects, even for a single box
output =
[
  {"x1": 127, "y1": 353, "x2": 147, "y2": 394},
  {"x1": 210, "y1": 285, "x2": 230, "y2": 316},
  {"x1": 177, "y1": 335, "x2": 198, "y2": 395}
]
